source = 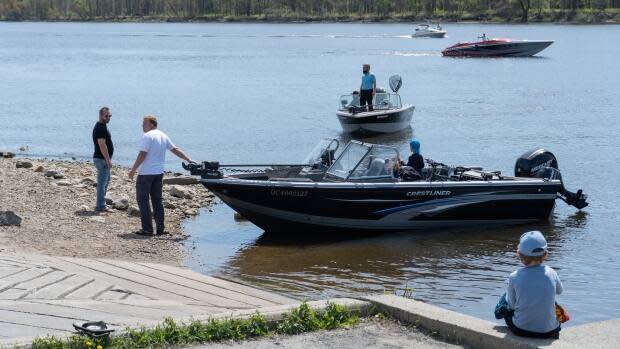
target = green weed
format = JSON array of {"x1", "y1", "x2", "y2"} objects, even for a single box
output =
[{"x1": 31, "y1": 302, "x2": 356, "y2": 349}]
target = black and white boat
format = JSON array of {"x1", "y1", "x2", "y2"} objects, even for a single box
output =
[
  {"x1": 442, "y1": 35, "x2": 553, "y2": 57},
  {"x1": 185, "y1": 141, "x2": 587, "y2": 234},
  {"x1": 336, "y1": 75, "x2": 415, "y2": 135}
]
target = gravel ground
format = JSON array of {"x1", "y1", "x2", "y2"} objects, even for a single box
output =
[
  {"x1": 193, "y1": 318, "x2": 465, "y2": 349},
  {"x1": 0, "y1": 157, "x2": 214, "y2": 264}
]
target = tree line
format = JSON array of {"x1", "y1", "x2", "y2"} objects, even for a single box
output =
[{"x1": 1, "y1": 1, "x2": 619, "y2": 22}]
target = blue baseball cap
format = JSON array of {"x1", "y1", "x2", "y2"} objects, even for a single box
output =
[{"x1": 518, "y1": 231, "x2": 548, "y2": 257}]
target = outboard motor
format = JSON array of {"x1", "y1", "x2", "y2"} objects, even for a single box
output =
[
  {"x1": 515, "y1": 149, "x2": 588, "y2": 210},
  {"x1": 183, "y1": 161, "x2": 223, "y2": 179},
  {"x1": 515, "y1": 149, "x2": 558, "y2": 178}
]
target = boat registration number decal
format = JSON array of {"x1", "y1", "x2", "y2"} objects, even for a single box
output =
[
  {"x1": 406, "y1": 190, "x2": 451, "y2": 197},
  {"x1": 270, "y1": 189, "x2": 308, "y2": 197}
]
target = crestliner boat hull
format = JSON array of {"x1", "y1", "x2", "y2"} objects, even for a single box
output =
[
  {"x1": 336, "y1": 105, "x2": 415, "y2": 135},
  {"x1": 442, "y1": 39, "x2": 553, "y2": 57},
  {"x1": 202, "y1": 178, "x2": 559, "y2": 233},
  {"x1": 187, "y1": 143, "x2": 587, "y2": 234}
]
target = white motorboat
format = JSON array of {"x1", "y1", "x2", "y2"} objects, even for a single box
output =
[
  {"x1": 336, "y1": 75, "x2": 415, "y2": 135},
  {"x1": 412, "y1": 24, "x2": 446, "y2": 38}
]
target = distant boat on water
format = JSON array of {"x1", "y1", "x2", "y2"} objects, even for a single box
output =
[
  {"x1": 442, "y1": 34, "x2": 553, "y2": 57},
  {"x1": 412, "y1": 23, "x2": 446, "y2": 38}
]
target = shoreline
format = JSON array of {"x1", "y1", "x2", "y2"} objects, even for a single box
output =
[
  {"x1": 2, "y1": 13, "x2": 619, "y2": 25},
  {"x1": 0, "y1": 156, "x2": 213, "y2": 265}
]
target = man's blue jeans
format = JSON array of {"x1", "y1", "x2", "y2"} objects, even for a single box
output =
[{"x1": 94, "y1": 158, "x2": 111, "y2": 211}]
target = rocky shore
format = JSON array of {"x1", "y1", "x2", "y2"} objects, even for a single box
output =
[{"x1": 0, "y1": 156, "x2": 214, "y2": 264}]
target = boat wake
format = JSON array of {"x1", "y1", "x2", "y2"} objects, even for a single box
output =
[{"x1": 382, "y1": 51, "x2": 441, "y2": 57}]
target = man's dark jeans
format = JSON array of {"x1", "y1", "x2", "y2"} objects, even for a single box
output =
[
  {"x1": 136, "y1": 174, "x2": 164, "y2": 233},
  {"x1": 360, "y1": 89, "x2": 374, "y2": 111}
]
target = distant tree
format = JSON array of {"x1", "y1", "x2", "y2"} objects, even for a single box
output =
[
  {"x1": 5, "y1": 9, "x2": 23, "y2": 21},
  {"x1": 1, "y1": 0, "x2": 620, "y2": 21},
  {"x1": 516, "y1": 0, "x2": 531, "y2": 21}
]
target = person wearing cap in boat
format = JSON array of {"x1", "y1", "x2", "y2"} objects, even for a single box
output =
[
  {"x1": 359, "y1": 64, "x2": 376, "y2": 111},
  {"x1": 406, "y1": 139, "x2": 424, "y2": 174},
  {"x1": 498, "y1": 231, "x2": 564, "y2": 339}
]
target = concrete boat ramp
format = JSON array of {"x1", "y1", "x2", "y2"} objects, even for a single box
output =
[
  {"x1": 0, "y1": 253, "x2": 295, "y2": 346},
  {"x1": 1, "y1": 253, "x2": 618, "y2": 348}
]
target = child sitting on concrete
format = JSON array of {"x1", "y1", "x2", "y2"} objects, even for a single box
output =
[{"x1": 499, "y1": 231, "x2": 564, "y2": 339}]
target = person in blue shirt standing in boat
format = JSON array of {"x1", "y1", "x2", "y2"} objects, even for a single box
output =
[{"x1": 359, "y1": 64, "x2": 376, "y2": 111}]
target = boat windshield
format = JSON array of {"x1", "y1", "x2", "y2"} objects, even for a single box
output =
[
  {"x1": 326, "y1": 141, "x2": 400, "y2": 181},
  {"x1": 301, "y1": 138, "x2": 339, "y2": 166},
  {"x1": 338, "y1": 93, "x2": 401, "y2": 110},
  {"x1": 326, "y1": 142, "x2": 369, "y2": 179},
  {"x1": 339, "y1": 94, "x2": 360, "y2": 109},
  {"x1": 374, "y1": 93, "x2": 402, "y2": 109}
]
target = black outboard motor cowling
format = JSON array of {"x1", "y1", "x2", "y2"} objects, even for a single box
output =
[
  {"x1": 514, "y1": 149, "x2": 588, "y2": 210},
  {"x1": 515, "y1": 149, "x2": 558, "y2": 178},
  {"x1": 534, "y1": 167, "x2": 562, "y2": 181}
]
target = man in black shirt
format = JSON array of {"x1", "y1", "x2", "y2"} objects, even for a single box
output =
[{"x1": 92, "y1": 107, "x2": 114, "y2": 212}]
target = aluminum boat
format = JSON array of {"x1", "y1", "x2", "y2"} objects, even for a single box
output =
[
  {"x1": 185, "y1": 141, "x2": 587, "y2": 234},
  {"x1": 337, "y1": 75, "x2": 414, "y2": 135},
  {"x1": 442, "y1": 35, "x2": 553, "y2": 57}
]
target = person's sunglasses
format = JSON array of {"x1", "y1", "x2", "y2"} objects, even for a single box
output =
[{"x1": 105, "y1": 114, "x2": 112, "y2": 118}]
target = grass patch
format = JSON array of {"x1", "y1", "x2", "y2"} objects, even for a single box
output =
[
  {"x1": 30, "y1": 302, "x2": 358, "y2": 349},
  {"x1": 384, "y1": 281, "x2": 416, "y2": 300}
]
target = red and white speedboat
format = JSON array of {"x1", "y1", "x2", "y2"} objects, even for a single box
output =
[{"x1": 442, "y1": 35, "x2": 553, "y2": 57}]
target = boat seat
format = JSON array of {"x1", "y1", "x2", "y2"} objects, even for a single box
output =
[
  {"x1": 366, "y1": 158, "x2": 387, "y2": 177},
  {"x1": 400, "y1": 166, "x2": 422, "y2": 181}
]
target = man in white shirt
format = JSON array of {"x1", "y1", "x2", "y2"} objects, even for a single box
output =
[{"x1": 128, "y1": 115, "x2": 195, "y2": 236}]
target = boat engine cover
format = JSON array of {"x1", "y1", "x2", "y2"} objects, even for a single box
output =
[
  {"x1": 534, "y1": 167, "x2": 562, "y2": 181},
  {"x1": 515, "y1": 149, "x2": 558, "y2": 178}
]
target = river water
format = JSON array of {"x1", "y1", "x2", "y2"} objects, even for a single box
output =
[{"x1": 1, "y1": 22, "x2": 619, "y2": 326}]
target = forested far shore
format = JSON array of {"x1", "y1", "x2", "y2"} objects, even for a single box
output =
[{"x1": 1, "y1": 1, "x2": 620, "y2": 24}]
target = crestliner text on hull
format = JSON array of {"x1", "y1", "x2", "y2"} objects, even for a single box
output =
[{"x1": 185, "y1": 142, "x2": 587, "y2": 234}]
